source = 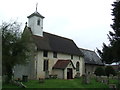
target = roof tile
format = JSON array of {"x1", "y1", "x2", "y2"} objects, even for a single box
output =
[
  {"x1": 32, "y1": 31, "x2": 83, "y2": 56},
  {"x1": 79, "y1": 48, "x2": 104, "y2": 65}
]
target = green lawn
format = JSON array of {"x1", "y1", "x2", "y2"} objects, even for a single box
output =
[
  {"x1": 3, "y1": 78, "x2": 109, "y2": 88},
  {"x1": 2, "y1": 83, "x2": 19, "y2": 88}
]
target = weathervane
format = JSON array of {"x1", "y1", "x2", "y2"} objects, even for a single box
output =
[{"x1": 36, "y1": 3, "x2": 38, "y2": 12}]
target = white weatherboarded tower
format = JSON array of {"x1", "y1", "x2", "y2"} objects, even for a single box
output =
[{"x1": 27, "y1": 5, "x2": 45, "y2": 37}]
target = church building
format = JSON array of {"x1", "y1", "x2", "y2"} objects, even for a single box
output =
[{"x1": 14, "y1": 10, "x2": 85, "y2": 80}]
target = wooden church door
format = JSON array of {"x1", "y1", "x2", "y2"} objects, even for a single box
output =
[{"x1": 67, "y1": 68, "x2": 73, "y2": 79}]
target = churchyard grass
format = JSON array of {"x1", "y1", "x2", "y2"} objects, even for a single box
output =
[
  {"x1": 2, "y1": 83, "x2": 20, "y2": 88},
  {"x1": 109, "y1": 78, "x2": 118, "y2": 84},
  {"x1": 3, "y1": 78, "x2": 110, "y2": 88}
]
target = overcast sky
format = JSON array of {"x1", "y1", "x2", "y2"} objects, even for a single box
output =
[{"x1": 0, "y1": 0, "x2": 115, "y2": 51}]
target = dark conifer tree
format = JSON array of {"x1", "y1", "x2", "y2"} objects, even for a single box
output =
[{"x1": 97, "y1": 1, "x2": 120, "y2": 64}]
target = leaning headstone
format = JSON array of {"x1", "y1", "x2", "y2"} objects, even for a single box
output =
[
  {"x1": 17, "y1": 82, "x2": 27, "y2": 88},
  {"x1": 12, "y1": 80, "x2": 27, "y2": 88},
  {"x1": 19, "y1": 82, "x2": 27, "y2": 88}
]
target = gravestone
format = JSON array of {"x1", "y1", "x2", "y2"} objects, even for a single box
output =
[
  {"x1": 113, "y1": 76, "x2": 117, "y2": 80},
  {"x1": 87, "y1": 75, "x2": 90, "y2": 84},
  {"x1": 19, "y1": 82, "x2": 27, "y2": 88},
  {"x1": 82, "y1": 74, "x2": 90, "y2": 84},
  {"x1": 96, "y1": 76, "x2": 102, "y2": 82},
  {"x1": 109, "y1": 74, "x2": 113, "y2": 79},
  {"x1": 12, "y1": 80, "x2": 27, "y2": 88},
  {"x1": 101, "y1": 76, "x2": 108, "y2": 84}
]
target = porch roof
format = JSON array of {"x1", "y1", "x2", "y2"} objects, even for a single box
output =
[{"x1": 52, "y1": 60, "x2": 75, "y2": 70}]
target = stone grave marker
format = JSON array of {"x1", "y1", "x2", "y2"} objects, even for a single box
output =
[
  {"x1": 109, "y1": 74, "x2": 113, "y2": 79},
  {"x1": 82, "y1": 74, "x2": 90, "y2": 84},
  {"x1": 101, "y1": 76, "x2": 108, "y2": 84}
]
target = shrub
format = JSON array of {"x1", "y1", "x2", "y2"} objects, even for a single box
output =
[
  {"x1": 105, "y1": 66, "x2": 116, "y2": 77},
  {"x1": 94, "y1": 67, "x2": 105, "y2": 76}
]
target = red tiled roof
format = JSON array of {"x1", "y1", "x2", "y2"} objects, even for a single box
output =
[{"x1": 52, "y1": 60, "x2": 75, "y2": 69}]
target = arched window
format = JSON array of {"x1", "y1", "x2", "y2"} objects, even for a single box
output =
[
  {"x1": 76, "y1": 62, "x2": 79, "y2": 71},
  {"x1": 37, "y1": 19, "x2": 40, "y2": 25}
]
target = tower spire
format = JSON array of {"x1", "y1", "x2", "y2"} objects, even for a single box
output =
[{"x1": 36, "y1": 3, "x2": 38, "y2": 12}]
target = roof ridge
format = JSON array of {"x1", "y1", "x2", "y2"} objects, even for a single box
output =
[
  {"x1": 79, "y1": 48, "x2": 94, "y2": 52},
  {"x1": 43, "y1": 31, "x2": 73, "y2": 41}
]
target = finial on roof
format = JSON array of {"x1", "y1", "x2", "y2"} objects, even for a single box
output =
[{"x1": 36, "y1": 3, "x2": 38, "y2": 12}]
